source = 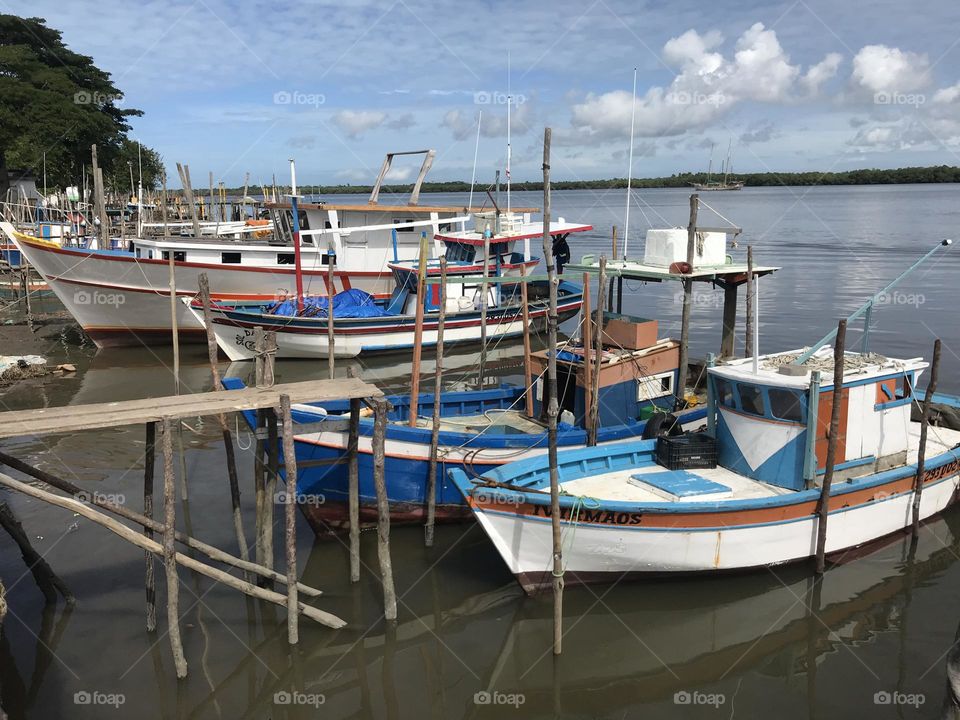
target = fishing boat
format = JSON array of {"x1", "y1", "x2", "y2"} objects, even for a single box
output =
[
  {"x1": 222, "y1": 312, "x2": 710, "y2": 533},
  {"x1": 5, "y1": 150, "x2": 559, "y2": 347}
]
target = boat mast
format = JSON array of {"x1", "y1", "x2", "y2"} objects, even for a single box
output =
[
  {"x1": 468, "y1": 110, "x2": 482, "y2": 223},
  {"x1": 706, "y1": 143, "x2": 714, "y2": 183},
  {"x1": 288, "y1": 159, "x2": 305, "y2": 313},
  {"x1": 621, "y1": 67, "x2": 638, "y2": 260},
  {"x1": 724, "y1": 139, "x2": 732, "y2": 185}
]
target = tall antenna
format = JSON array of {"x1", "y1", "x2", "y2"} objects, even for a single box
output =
[
  {"x1": 506, "y1": 51, "x2": 512, "y2": 217},
  {"x1": 621, "y1": 67, "x2": 638, "y2": 260},
  {"x1": 468, "y1": 110, "x2": 482, "y2": 214}
]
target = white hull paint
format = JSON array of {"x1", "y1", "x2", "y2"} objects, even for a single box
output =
[{"x1": 474, "y1": 475, "x2": 959, "y2": 581}]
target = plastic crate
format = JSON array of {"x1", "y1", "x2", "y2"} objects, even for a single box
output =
[{"x1": 655, "y1": 433, "x2": 718, "y2": 470}]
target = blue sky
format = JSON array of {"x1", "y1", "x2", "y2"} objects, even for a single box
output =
[{"x1": 12, "y1": 0, "x2": 960, "y2": 186}]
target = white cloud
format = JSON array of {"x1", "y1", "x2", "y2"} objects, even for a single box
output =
[
  {"x1": 851, "y1": 45, "x2": 930, "y2": 94},
  {"x1": 567, "y1": 23, "x2": 836, "y2": 144},
  {"x1": 802, "y1": 53, "x2": 843, "y2": 95},
  {"x1": 933, "y1": 83, "x2": 960, "y2": 104},
  {"x1": 331, "y1": 110, "x2": 387, "y2": 139},
  {"x1": 384, "y1": 166, "x2": 414, "y2": 182},
  {"x1": 441, "y1": 102, "x2": 533, "y2": 141}
]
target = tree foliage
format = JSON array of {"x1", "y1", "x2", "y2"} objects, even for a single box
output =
[{"x1": 0, "y1": 14, "x2": 161, "y2": 193}]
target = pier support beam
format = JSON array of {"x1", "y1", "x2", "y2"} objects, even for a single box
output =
[
  {"x1": 676, "y1": 194, "x2": 699, "y2": 411},
  {"x1": 815, "y1": 319, "x2": 846, "y2": 574},
  {"x1": 160, "y1": 418, "x2": 188, "y2": 678},
  {"x1": 425, "y1": 258, "x2": 447, "y2": 547},
  {"x1": 912, "y1": 338, "x2": 941, "y2": 536},
  {"x1": 144, "y1": 421, "x2": 157, "y2": 631},
  {"x1": 348, "y1": 395, "x2": 361, "y2": 582},
  {"x1": 720, "y1": 281, "x2": 738, "y2": 359},
  {"x1": 279, "y1": 394, "x2": 299, "y2": 645},
  {"x1": 372, "y1": 398, "x2": 397, "y2": 620}
]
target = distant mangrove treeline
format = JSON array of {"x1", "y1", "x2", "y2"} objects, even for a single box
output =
[{"x1": 246, "y1": 165, "x2": 960, "y2": 196}]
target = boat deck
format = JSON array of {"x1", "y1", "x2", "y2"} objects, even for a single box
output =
[
  {"x1": 559, "y1": 420, "x2": 960, "y2": 504},
  {"x1": 411, "y1": 410, "x2": 546, "y2": 436}
]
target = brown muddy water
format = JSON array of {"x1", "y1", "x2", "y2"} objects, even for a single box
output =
[{"x1": 2, "y1": 185, "x2": 960, "y2": 719}]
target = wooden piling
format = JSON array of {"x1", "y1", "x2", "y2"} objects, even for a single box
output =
[
  {"x1": 279, "y1": 394, "x2": 299, "y2": 645},
  {"x1": 911, "y1": 338, "x2": 941, "y2": 536},
  {"x1": 745, "y1": 246, "x2": 755, "y2": 358},
  {"x1": 144, "y1": 421, "x2": 157, "y2": 631},
  {"x1": 540, "y1": 128, "x2": 563, "y2": 655},
  {"x1": 408, "y1": 234, "x2": 429, "y2": 427},
  {"x1": 587, "y1": 258, "x2": 607, "y2": 446},
  {"x1": 520, "y1": 264, "x2": 534, "y2": 417},
  {"x1": 20, "y1": 268, "x2": 32, "y2": 332},
  {"x1": 608, "y1": 226, "x2": 617, "y2": 310},
  {"x1": 582, "y1": 273, "x2": 592, "y2": 429},
  {"x1": 262, "y1": 410, "x2": 278, "y2": 572},
  {"x1": 327, "y1": 243, "x2": 336, "y2": 379},
  {"x1": 675, "y1": 194, "x2": 698, "y2": 411},
  {"x1": 176, "y1": 163, "x2": 202, "y2": 238},
  {"x1": 160, "y1": 418, "x2": 188, "y2": 678},
  {"x1": 815, "y1": 319, "x2": 846, "y2": 574},
  {"x1": 160, "y1": 172, "x2": 170, "y2": 239},
  {"x1": 720, "y1": 281, "x2": 738, "y2": 359},
  {"x1": 348, "y1": 395, "x2": 361, "y2": 582},
  {"x1": 425, "y1": 258, "x2": 447, "y2": 547},
  {"x1": 372, "y1": 398, "x2": 397, "y2": 620},
  {"x1": 254, "y1": 326, "x2": 266, "y2": 388},
  {"x1": 198, "y1": 273, "x2": 249, "y2": 562},
  {"x1": 479, "y1": 235, "x2": 490, "y2": 384}
]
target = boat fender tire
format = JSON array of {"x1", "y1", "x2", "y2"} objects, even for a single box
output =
[
  {"x1": 668, "y1": 261, "x2": 692, "y2": 275},
  {"x1": 642, "y1": 412, "x2": 683, "y2": 440}
]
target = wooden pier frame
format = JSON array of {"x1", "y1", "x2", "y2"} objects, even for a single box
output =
[
  {"x1": 815, "y1": 319, "x2": 846, "y2": 573},
  {"x1": 912, "y1": 338, "x2": 942, "y2": 536},
  {"x1": 0, "y1": 376, "x2": 384, "y2": 677}
]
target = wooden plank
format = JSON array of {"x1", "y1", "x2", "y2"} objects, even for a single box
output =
[{"x1": 0, "y1": 379, "x2": 382, "y2": 439}]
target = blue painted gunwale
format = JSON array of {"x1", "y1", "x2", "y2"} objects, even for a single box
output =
[{"x1": 447, "y1": 403, "x2": 960, "y2": 518}]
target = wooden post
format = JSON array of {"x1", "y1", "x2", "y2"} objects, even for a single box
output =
[
  {"x1": 372, "y1": 398, "x2": 397, "y2": 620},
  {"x1": 608, "y1": 226, "x2": 617, "y2": 310},
  {"x1": 520, "y1": 263, "x2": 534, "y2": 417},
  {"x1": 21, "y1": 268, "x2": 32, "y2": 332},
  {"x1": 160, "y1": 418, "x2": 188, "y2": 678},
  {"x1": 254, "y1": 326, "x2": 266, "y2": 389},
  {"x1": 540, "y1": 128, "x2": 563, "y2": 655},
  {"x1": 425, "y1": 258, "x2": 447, "y2": 547},
  {"x1": 91, "y1": 145, "x2": 109, "y2": 250},
  {"x1": 326, "y1": 242, "x2": 336, "y2": 379},
  {"x1": 479, "y1": 235, "x2": 490, "y2": 384},
  {"x1": 263, "y1": 409, "x2": 278, "y2": 572},
  {"x1": 348, "y1": 396, "x2": 361, "y2": 582},
  {"x1": 582, "y1": 273, "x2": 592, "y2": 428},
  {"x1": 408, "y1": 233, "x2": 429, "y2": 427},
  {"x1": 167, "y1": 244, "x2": 181, "y2": 395},
  {"x1": 198, "y1": 273, "x2": 249, "y2": 562},
  {"x1": 0, "y1": 501, "x2": 74, "y2": 605},
  {"x1": 144, "y1": 421, "x2": 157, "y2": 631},
  {"x1": 176, "y1": 163, "x2": 202, "y2": 238},
  {"x1": 264, "y1": 331, "x2": 277, "y2": 387},
  {"x1": 208, "y1": 171, "x2": 215, "y2": 224},
  {"x1": 160, "y1": 172, "x2": 170, "y2": 239},
  {"x1": 745, "y1": 246, "x2": 755, "y2": 358},
  {"x1": 279, "y1": 394, "x2": 299, "y2": 645},
  {"x1": 587, "y1": 257, "x2": 607, "y2": 446},
  {"x1": 815, "y1": 319, "x2": 846, "y2": 574},
  {"x1": 912, "y1": 338, "x2": 941, "y2": 536},
  {"x1": 720, "y1": 281, "x2": 738, "y2": 359},
  {"x1": 675, "y1": 194, "x2": 698, "y2": 411}
]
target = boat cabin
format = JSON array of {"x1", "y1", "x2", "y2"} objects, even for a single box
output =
[{"x1": 707, "y1": 349, "x2": 926, "y2": 491}]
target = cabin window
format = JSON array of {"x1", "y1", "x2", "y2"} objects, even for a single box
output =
[
  {"x1": 715, "y1": 378, "x2": 736, "y2": 409},
  {"x1": 324, "y1": 220, "x2": 332, "y2": 229},
  {"x1": 277, "y1": 253, "x2": 295, "y2": 265},
  {"x1": 394, "y1": 218, "x2": 416, "y2": 233},
  {"x1": 221, "y1": 252, "x2": 242, "y2": 264},
  {"x1": 439, "y1": 223, "x2": 452, "y2": 233},
  {"x1": 162, "y1": 251, "x2": 186, "y2": 262},
  {"x1": 875, "y1": 372, "x2": 914, "y2": 410},
  {"x1": 321, "y1": 253, "x2": 337, "y2": 266},
  {"x1": 768, "y1": 388, "x2": 803, "y2": 423},
  {"x1": 135, "y1": 248, "x2": 141, "y2": 258},
  {"x1": 738, "y1": 384, "x2": 766, "y2": 417},
  {"x1": 147, "y1": 250, "x2": 154, "y2": 260}
]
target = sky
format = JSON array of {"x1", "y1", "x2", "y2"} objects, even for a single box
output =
[{"x1": 10, "y1": 0, "x2": 960, "y2": 186}]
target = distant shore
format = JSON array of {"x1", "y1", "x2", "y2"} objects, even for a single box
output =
[{"x1": 231, "y1": 165, "x2": 960, "y2": 195}]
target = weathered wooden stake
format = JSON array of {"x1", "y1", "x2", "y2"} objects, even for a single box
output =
[
  {"x1": 582, "y1": 273, "x2": 592, "y2": 428},
  {"x1": 176, "y1": 163, "x2": 201, "y2": 238},
  {"x1": 408, "y1": 233, "x2": 429, "y2": 427},
  {"x1": 21, "y1": 268, "x2": 32, "y2": 332},
  {"x1": 144, "y1": 421, "x2": 157, "y2": 631},
  {"x1": 912, "y1": 338, "x2": 941, "y2": 536},
  {"x1": 348, "y1": 395, "x2": 361, "y2": 582},
  {"x1": 540, "y1": 128, "x2": 563, "y2": 655},
  {"x1": 198, "y1": 273, "x2": 249, "y2": 562},
  {"x1": 520, "y1": 263, "x2": 534, "y2": 417},
  {"x1": 479, "y1": 235, "x2": 491, "y2": 384},
  {"x1": 745, "y1": 246, "x2": 755, "y2": 358},
  {"x1": 815, "y1": 319, "x2": 846, "y2": 574},
  {"x1": 160, "y1": 418, "x2": 188, "y2": 678},
  {"x1": 279, "y1": 394, "x2": 299, "y2": 645},
  {"x1": 675, "y1": 194, "x2": 698, "y2": 411},
  {"x1": 372, "y1": 398, "x2": 397, "y2": 620},
  {"x1": 587, "y1": 257, "x2": 607, "y2": 446},
  {"x1": 262, "y1": 409, "x2": 278, "y2": 572},
  {"x1": 608, "y1": 226, "x2": 617, "y2": 310},
  {"x1": 160, "y1": 172, "x2": 170, "y2": 239},
  {"x1": 326, "y1": 243, "x2": 336, "y2": 379},
  {"x1": 0, "y1": 501, "x2": 74, "y2": 606},
  {"x1": 425, "y1": 258, "x2": 447, "y2": 547}
]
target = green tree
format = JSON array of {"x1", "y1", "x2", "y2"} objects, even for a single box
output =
[
  {"x1": 0, "y1": 14, "x2": 155, "y2": 195},
  {"x1": 104, "y1": 139, "x2": 165, "y2": 197}
]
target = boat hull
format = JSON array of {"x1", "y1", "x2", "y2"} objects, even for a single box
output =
[{"x1": 456, "y1": 453, "x2": 960, "y2": 594}]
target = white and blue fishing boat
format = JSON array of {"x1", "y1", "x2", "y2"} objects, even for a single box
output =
[
  {"x1": 222, "y1": 313, "x2": 709, "y2": 533},
  {"x1": 450, "y1": 242, "x2": 960, "y2": 592}
]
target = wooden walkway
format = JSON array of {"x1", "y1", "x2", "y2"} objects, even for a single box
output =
[{"x1": 0, "y1": 378, "x2": 381, "y2": 439}]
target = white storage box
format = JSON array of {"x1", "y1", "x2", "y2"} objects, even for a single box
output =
[{"x1": 642, "y1": 228, "x2": 727, "y2": 268}]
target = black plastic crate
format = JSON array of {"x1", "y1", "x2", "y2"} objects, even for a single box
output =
[{"x1": 655, "y1": 433, "x2": 718, "y2": 470}]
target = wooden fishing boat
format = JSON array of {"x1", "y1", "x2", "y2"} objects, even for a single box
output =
[
  {"x1": 221, "y1": 311, "x2": 709, "y2": 532},
  {"x1": 450, "y1": 346, "x2": 960, "y2": 593}
]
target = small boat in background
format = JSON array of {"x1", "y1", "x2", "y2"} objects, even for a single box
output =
[
  {"x1": 691, "y1": 140, "x2": 744, "y2": 191},
  {"x1": 451, "y1": 346, "x2": 960, "y2": 593}
]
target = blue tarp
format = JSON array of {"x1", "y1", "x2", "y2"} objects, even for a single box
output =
[{"x1": 266, "y1": 288, "x2": 393, "y2": 318}]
